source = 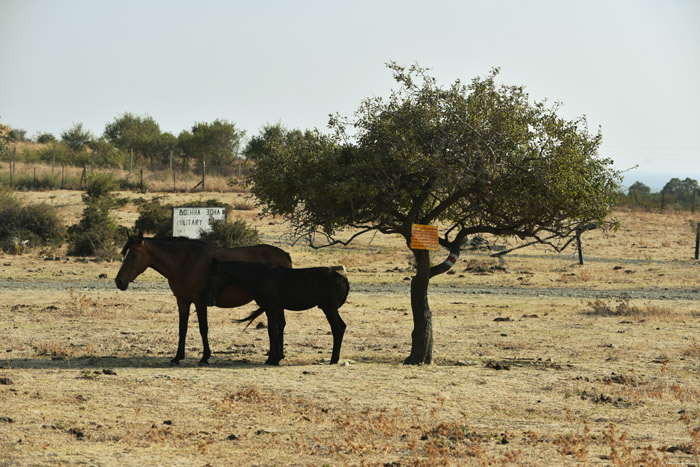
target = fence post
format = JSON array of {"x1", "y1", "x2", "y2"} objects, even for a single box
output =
[
  {"x1": 140, "y1": 168, "x2": 144, "y2": 192},
  {"x1": 692, "y1": 188, "x2": 697, "y2": 214},
  {"x1": 9, "y1": 162, "x2": 12, "y2": 187},
  {"x1": 61, "y1": 164, "x2": 65, "y2": 189},
  {"x1": 695, "y1": 222, "x2": 700, "y2": 260},
  {"x1": 202, "y1": 158, "x2": 206, "y2": 191},
  {"x1": 52, "y1": 142, "x2": 56, "y2": 175}
]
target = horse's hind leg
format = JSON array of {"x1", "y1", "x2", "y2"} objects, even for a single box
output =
[
  {"x1": 172, "y1": 299, "x2": 191, "y2": 366},
  {"x1": 195, "y1": 304, "x2": 211, "y2": 366},
  {"x1": 264, "y1": 308, "x2": 283, "y2": 365},
  {"x1": 322, "y1": 307, "x2": 346, "y2": 364}
]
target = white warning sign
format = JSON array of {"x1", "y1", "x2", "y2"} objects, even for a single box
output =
[{"x1": 172, "y1": 207, "x2": 226, "y2": 238}]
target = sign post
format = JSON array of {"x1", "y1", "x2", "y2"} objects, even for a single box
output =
[
  {"x1": 410, "y1": 224, "x2": 439, "y2": 250},
  {"x1": 173, "y1": 207, "x2": 226, "y2": 238}
]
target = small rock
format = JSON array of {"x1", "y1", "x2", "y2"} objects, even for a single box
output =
[{"x1": 0, "y1": 377, "x2": 14, "y2": 385}]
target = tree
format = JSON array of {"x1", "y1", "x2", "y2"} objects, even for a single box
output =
[
  {"x1": 627, "y1": 181, "x2": 651, "y2": 205},
  {"x1": 104, "y1": 113, "x2": 161, "y2": 166},
  {"x1": 61, "y1": 122, "x2": 93, "y2": 153},
  {"x1": 242, "y1": 122, "x2": 289, "y2": 161},
  {"x1": 188, "y1": 119, "x2": 245, "y2": 171},
  {"x1": 662, "y1": 177, "x2": 698, "y2": 208},
  {"x1": 35, "y1": 132, "x2": 57, "y2": 144},
  {"x1": 248, "y1": 63, "x2": 621, "y2": 364}
]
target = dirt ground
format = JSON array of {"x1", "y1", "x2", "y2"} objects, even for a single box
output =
[{"x1": 1, "y1": 190, "x2": 699, "y2": 466}]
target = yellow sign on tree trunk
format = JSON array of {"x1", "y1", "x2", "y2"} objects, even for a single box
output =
[{"x1": 410, "y1": 224, "x2": 439, "y2": 250}]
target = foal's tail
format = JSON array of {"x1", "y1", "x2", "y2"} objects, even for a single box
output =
[
  {"x1": 236, "y1": 307, "x2": 265, "y2": 331},
  {"x1": 337, "y1": 272, "x2": 350, "y2": 308}
]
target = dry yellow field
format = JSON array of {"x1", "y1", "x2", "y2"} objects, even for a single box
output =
[{"x1": 1, "y1": 190, "x2": 699, "y2": 466}]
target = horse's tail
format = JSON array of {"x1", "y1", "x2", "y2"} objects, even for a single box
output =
[
  {"x1": 337, "y1": 272, "x2": 350, "y2": 308},
  {"x1": 236, "y1": 307, "x2": 265, "y2": 331}
]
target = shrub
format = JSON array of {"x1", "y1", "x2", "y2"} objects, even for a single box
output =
[
  {"x1": 134, "y1": 197, "x2": 173, "y2": 236},
  {"x1": 199, "y1": 218, "x2": 259, "y2": 248},
  {"x1": 0, "y1": 190, "x2": 66, "y2": 251},
  {"x1": 84, "y1": 172, "x2": 118, "y2": 203},
  {"x1": 68, "y1": 174, "x2": 122, "y2": 257},
  {"x1": 68, "y1": 198, "x2": 122, "y2": 257}
]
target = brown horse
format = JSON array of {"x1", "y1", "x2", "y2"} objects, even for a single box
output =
[{"x1": 114, "y1": 233, "x2": 292, "y2": 365}]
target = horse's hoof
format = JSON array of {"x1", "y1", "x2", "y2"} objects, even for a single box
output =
[
  {"x1": 169, "y1": 360, "x2": 181, "y2": 367},
  {"x1": 264, "y1": 360, "x2": 280, "y2": 366},
  {"x1": 198, "y1": 360, "x2": 209, "y2": 367}
]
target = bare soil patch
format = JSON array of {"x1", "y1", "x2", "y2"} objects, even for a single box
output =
[{"x1": 1, "y1": 192, "x2": 699, "y2": 465}]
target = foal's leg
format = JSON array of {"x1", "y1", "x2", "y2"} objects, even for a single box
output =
[
  {"x1": 172, "y1": 298, "x2": 191, "y2": 365},
  {"x1": 195, "y1": 304, "x2": 211, "y2": 366},
  {"x1": 321, "y1": 307, "x2": 347, "y2": 364},
  {"x1": 278, "y1": 311, "x2": 286, "y2": 361},
  {"x1": 264, "y1": 308, "x2": 284, "y2": 365}
]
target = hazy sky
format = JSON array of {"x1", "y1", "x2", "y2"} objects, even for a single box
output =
[{"x1": 1, "y1": 0, "x2": 698, "y2": 189}]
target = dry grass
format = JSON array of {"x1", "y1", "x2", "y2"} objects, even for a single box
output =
[{"x1": 1, "y1": 192, "x2": 700, "y2": 465}]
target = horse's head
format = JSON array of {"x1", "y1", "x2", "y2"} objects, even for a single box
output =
[
  {"x1": 115, "y1": 232, "x2": 148, "y2": 291},
  {"x1": 203, "y1": 258, "x2": 224, "y2": 306}
]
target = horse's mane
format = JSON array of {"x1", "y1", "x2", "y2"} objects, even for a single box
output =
[{"x1": 120, "y1": 235, "x2": 209, "y2": 255}]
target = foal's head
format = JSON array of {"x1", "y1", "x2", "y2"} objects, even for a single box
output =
[{"x1": 115, "y1": 232, "x2": 149, "y2": 291}]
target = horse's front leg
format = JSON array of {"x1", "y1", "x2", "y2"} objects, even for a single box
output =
[
  {"x1": 172, "y1": 299, "x2": 191, "y2": 366},
  {"x1": 195, "y1": 304, "x2": 211, "y2": 366}
]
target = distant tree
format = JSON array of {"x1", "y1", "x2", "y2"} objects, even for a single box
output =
[
  {"x1": 104, "y1": 113, "x2": 161, "y2": 166},
  {"x1": 8, "y1": 128, "x2": 27, "y2": 142},
  {"x1": 249, "y1": 63, "x2": 621, "y2": 364},
  {"x1": 627, "y1": 181, "x2": 651, "y2": 205},
  {"x1": 0, "y1": 120, "x2": 8, "y2": 159},
  {"x1": 36, "y1": 132, "x2": 57, "y2": 144},
  {"x1": 662, "y1": 177, "x2": 698, "y2": 208},
  {"x1": 243, "y1": 122, "x2": 289, "y2": 161},
  {"x1": 628, "y1": 181, "x2": 650, "y2": 197},
  {"x1": 187, "y1": 120, "x2": 246, "y2": 171},
  {"x1": 61, "y1": 122, "x2": 93, "y2": 153},
  {"x1": 89, "y1": 136, "x2": 128, "y2": 168},
  {"x1": 153, "y1": 131, "x2": 178, "y2": 169}
]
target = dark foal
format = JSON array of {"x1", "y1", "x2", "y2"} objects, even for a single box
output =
[{"x1": 205, "y1": 259, "x2": 350, "y2": 365}]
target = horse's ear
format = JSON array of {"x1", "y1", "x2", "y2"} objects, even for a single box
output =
[{"x1": 137, "y1": 231, "x2": 144, "y2": 242}]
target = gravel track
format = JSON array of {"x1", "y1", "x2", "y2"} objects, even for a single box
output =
[{"x1": 1, "y1": 278, "x2": 697, "y2": 301}]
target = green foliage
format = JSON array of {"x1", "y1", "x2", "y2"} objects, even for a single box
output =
[
  {"x1": 61, "y1": 123, "x2": 93, "y2": 153},
  {"x1": 36, "y1": 132, "x2": 57, "y2": 144},
  {"x1": 0, "y1": 190, "x2": 66, "y2": 249},
  {"x1": 251, "y1": 63, "x2": 621, "y2": 249},
  {"x1": 68, "y1": 173, "x2": 121, "y2": 257},
  {"x1": 198, "y1": 218, "x2": 259, "y2": 248},
  {"x1": 134, "y1": 197, "x2": 172, "y2": 236},
  {"x1": 243, "y1": 122, "x2": 289, "y2": 161},
  {"x1": 186, "y1": 120, "x2": 246, "y2": 170},
  {"x1": 104, "y1": 113, "x2": 161, "y2": 159}
]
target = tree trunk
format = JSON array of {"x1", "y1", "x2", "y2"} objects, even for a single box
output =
[{"x1": 404, "y1": 249, "x2": 433, "y2": 365}]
